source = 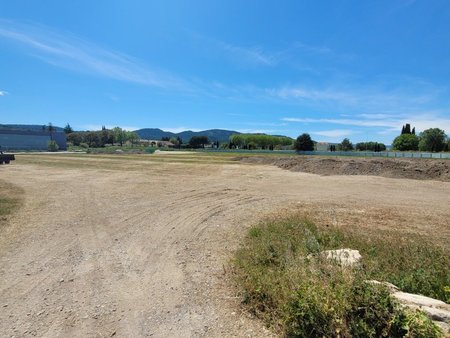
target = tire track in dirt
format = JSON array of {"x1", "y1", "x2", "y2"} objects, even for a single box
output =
[{"x1": 1, "y1": 159, "x2": 449, "y2": 337}]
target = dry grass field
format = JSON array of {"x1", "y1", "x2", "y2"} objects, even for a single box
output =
[{"x1": 0, "y1": 152, "x2": 449, "y2": 337}]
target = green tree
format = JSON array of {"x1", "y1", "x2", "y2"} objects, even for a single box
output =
[
  {"x1": 67, "y1": 132, "x2": 83, "y2": 146},
  {"x1": 100, "y1": 128, "x2": 113, "y2": 146},
  {"x1": 189, "y1": 136, "x2": 209, "y2": 148},
  {"x1": 85, "y1": 131, "x2": 102, "y2": 148},
  {"x1": 338, "y1": 138, "x2": 354, "y2": 151},
  {"x1": 63, "y1": 123, "x2": 73, "y2": 134},
  {"x1": 355, "y1": 142, "x2": 386, "y2": 152},
  {"x1": 392, "y1": 134, "x2": 419, "y2": 151},
  {"x1": 126, "y1": 131, "x2": 140, "y2": 145},
  {"x1": 294, "y1": 133, "x2": 314, "y2": 151},
  {"x1": 403, "y1": 123, "x2": 411, "y2": 135},
  {"x1": 48, "y1": 122, "x2": 55, "y2": 140},
  {"x1": 229, "y1": 134, "x2": 293, "y2": 150},
  {"x1": 418, "y1": 128, "x2": 447, "y2": 152},
  {"x1": 112, "y1": 127, "x2": 127, "y2": 146},
  {"x1": 169, "y1": 137, "x2": 181, "y2": 148}
]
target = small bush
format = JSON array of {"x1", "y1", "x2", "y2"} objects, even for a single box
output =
[
  {"x1": 145, "y1": 147, "x2": 157, "y2": 154},
  {"x1": 47, "y1": 140, "x2": 59, "y2": 152},
  {"x1": 233, "y1": 216, "x2": 446, "y2": 337}
]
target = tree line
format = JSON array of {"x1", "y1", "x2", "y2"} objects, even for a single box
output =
[
  {"x1": 229, "y1": 134, "x2": 293, "y2": 150},
  {"x1": 392, "y1": 124, "x2": 449, "y2": 152},
  {"x1": 66, "y1": 126, "x2": 139, "y2": 148},
  {"x1": 293, "y1": 124, "x2": 449, "y2": 153},
  {"x1": 63, "y1": 122, "x2": 449, "y2": 153}
]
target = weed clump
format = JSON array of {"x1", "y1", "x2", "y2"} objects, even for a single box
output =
[{"x1": 233, "y1": 216, "x2": 448, "y2": 337}]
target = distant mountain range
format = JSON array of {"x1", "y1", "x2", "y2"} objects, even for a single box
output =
[
  {"x1": 0, "y1": 124, "x2": 64, "y2": 132},
  {"x1": 0, "y1": 124, "x2": 259, "y2": 143},
  {"x1": 134, "y1": 128, "x2": 240, "y2": 143}
]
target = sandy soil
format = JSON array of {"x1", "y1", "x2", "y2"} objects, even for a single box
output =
[{"x1": 1, "y1": 153, "x2": 449, "y2": 337}]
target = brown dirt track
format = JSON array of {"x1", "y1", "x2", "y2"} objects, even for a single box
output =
[{"x1": 0, "y1": 152, "x2": 449, "y2": 337}]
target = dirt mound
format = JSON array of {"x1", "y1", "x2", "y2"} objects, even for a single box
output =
[{"x1": 240, "y1": 156, "x2": 450, "y2": 181}]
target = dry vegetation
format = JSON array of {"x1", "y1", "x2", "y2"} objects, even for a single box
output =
[
  {"x1": 233, "y1": 212, "x2": 449, "y2": 337},
  {"x1": 0, "y1": 179, "x2": 24, "y2": 228}
]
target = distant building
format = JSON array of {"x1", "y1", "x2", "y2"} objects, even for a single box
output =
[{"x1": 0, "y1": 129, "x2": 67, "y2": 151}]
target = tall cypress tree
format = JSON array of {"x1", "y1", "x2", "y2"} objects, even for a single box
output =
[{"x1": 404, "y1": 123, "x2": 411, "y2": 134}]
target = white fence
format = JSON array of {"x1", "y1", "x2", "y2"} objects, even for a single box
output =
[{"x1": 197, "y1": 149, "x2": 450, "y2": 159}]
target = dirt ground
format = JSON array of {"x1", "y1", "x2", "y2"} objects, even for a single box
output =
[
  {"x1": 241, "y1": 155, "x2": 450, "y2": 181},
  {"x1": 0, "y1": 153, "x2": 449, "y2": 337}
]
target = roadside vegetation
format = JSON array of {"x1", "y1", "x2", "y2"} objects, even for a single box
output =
[{"x1": 233, "y1": 213, "x2": 449, "y2": 337}]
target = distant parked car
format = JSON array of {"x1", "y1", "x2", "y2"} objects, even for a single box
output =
[{"x1": 0, "y1": 151, "x2": 15, "y2": 164}]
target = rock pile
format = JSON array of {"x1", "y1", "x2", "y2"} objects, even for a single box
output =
[{"x1": 318, "y1": 249, "x2": 450, "y2": 335}]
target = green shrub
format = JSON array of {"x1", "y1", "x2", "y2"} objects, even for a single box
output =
[
  {"x1": 418, "y1": 128, "x2": 447, "y2": 152},
  {"x1": 294, "y1": 133, "x2": 314, "y2": 151},
  {"x1": 145, "y1": 147, "x2": 157, "y2": 154},
  {"x1": 233, "y1": 216, "x2": 446, "y2": 337},
  {"x1": 392, "y1": 134, "x2": 419, "y2": 151},
  {"x1": 47, "y1": 140, "x2": 59, "y2": 152}
]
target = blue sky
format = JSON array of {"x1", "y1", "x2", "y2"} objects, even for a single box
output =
[{"x1": 1, "y1": 0, "x2": 449, "y2": 143}]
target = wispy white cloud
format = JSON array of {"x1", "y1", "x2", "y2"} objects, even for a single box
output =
[
  {"x1": 283, "y1": 111, "x2": 450, "y2": 135},
  {"x1": 235, "y1": 128, "x2": 281, "y2": 134},
  {"x1": 0, "y1": 90, "x2": 8, "y2": 96},
  {"x1": 189, "y1": 31, "x2": 349, "y2": 69},
  {"x1": 0, "y1": 20, "x2": 188, "y2": 90},
  {"x1": 293, "y1": 41, "x2": 333, "y2": 55},
  {"x1": 268, "y1": 86, "x2": 359, "y2": 105},
  {"x1": 312, "y1": 129, "x2": 355, "y2": 138},
  {"x1": 242, "y1": 122, "x2": 288, "y2": 127},
  {"x1": 161, "y1": 127, "x2": 202, "y2": 133},
  {"x1": 188, "y1": 31, "x2": 281, "y2": 67},
  {"x1": 282, "y1": 117, "x2": 399, "y2": 128},
  {"x1": 221, "y1": 43, "x2": 276, "y2": 66},
  {"x1": 81, "y1": 124, "x2": 140, "y2": 131},
  {"x1": 357, "y1": 113, "x2": 394, "y2": 119},
  {"x1": 291, "y1": 41, "x2": 356, "y2": 62},
  {"x1": 221, "y1": 44, "x2": 274, "y2": 66},
  {"x1": 267, "y1": 83, "x2": 440, "y2": 110}
]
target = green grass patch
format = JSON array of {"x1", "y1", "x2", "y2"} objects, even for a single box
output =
[
  {"x1": 233, "y1": 215, "x2": 448, "y2": 337},
  {"x1": 15, "y1": 152, "x2": 239, "y2": 171},
  {"x1": 85, "y1": 145, "x2": 158, "y2": 154}
]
